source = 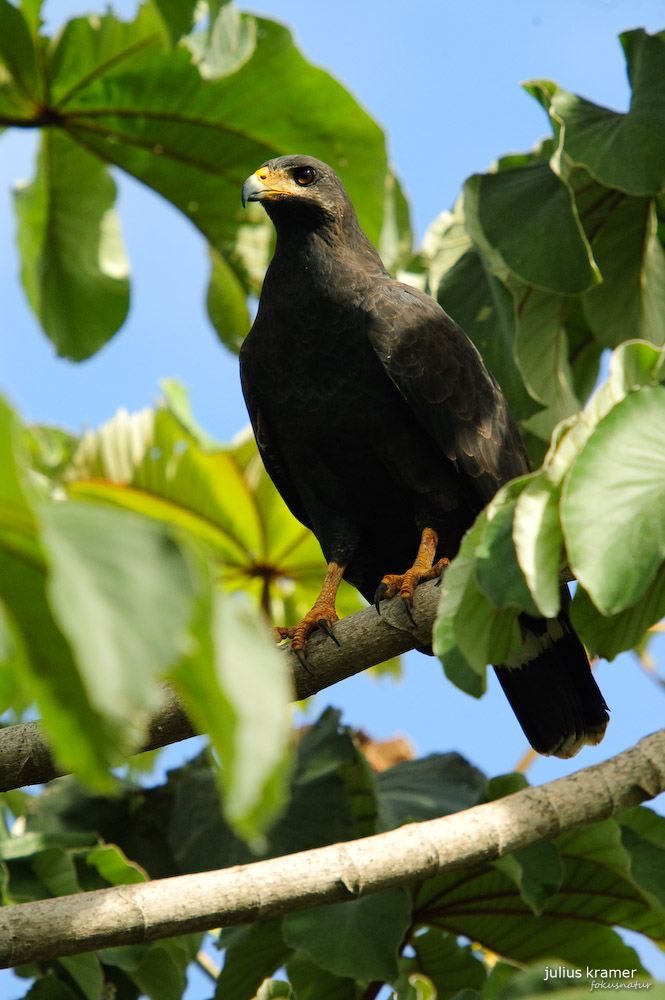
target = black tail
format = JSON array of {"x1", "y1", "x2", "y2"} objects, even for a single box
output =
[{"x1": 494, "y1": 588, "x2": 608, "y2": 759}]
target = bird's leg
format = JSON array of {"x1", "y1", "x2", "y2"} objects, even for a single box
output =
[
  {"x1": 274, "y1": 560, "x2": 345, "y2": 670},
  {"x1": 374, "y1": 527, "x2": 449, "y2": 623}
]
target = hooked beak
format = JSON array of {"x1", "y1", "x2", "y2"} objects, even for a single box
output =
[{"x1": 241, "y1": 171, "x2": 269, "y2": 207}]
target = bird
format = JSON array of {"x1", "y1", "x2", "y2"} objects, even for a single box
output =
[{"x1": 239, "y1": 154, "x2": 608, "y2": 759}]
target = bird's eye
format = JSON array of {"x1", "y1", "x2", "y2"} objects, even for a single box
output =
[{"x1": 294, "y1": 166, "x2": 315, "y2": 186}]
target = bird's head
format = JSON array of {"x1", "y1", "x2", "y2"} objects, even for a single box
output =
[{"x1": 241, "y1": 155, "x2": 356, "y2": 235}]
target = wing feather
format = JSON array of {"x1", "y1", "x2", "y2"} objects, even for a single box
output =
[{"x1": 365, "y1": 280, "x2": 529, "y2": 505}]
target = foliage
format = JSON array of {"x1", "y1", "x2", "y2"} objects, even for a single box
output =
[
  {"x1": 428, "y1": 30, "x2": 665, "y2": 690},
  {"x1": 1, "y1": 2, "x2": 665, "y2": 998},
  {"x1": 2, "y1": 0, "x2": 410, "y2": 359}
]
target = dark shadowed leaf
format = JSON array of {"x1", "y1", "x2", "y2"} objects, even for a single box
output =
[
  {"x1": 376, "y1": 753, "x2": 486, "y2": 830},
  {"x1": 582, "y1": 195, "x2": 665, "y2": 350},
  {"x1": 283, "y1": 887, "x2": 411, "y2": 983},
  {"x1": 435, "y1": 249, "x2": 539, "y2": 426},
  {"x1": 0, "y1": 0, "x2": 40, "y2": 109},
  {"x1": 214, "y1": 920, "x2": 291, "y2": 1000},
  {"x1": 286, "y1": 951, "x2": 357, "y2": 1000}
]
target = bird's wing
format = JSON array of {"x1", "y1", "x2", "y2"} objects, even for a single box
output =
[
  {"x1": 239, "y1": 354, "x2": 313, "y2": 531},
  {"x1": 365, "y1": 280, "x2": 529, "y2": 505}
]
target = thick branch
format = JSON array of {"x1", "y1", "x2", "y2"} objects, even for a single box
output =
[
  {"x1": 1, "y1": 728, "x2": 663, "y2": 968},
  {"x1": 0, "y1": 581, "x2": 440, "y2": 792}
]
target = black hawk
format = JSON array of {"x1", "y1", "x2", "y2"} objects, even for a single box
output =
[{"x1": 240, "y1": 154, "x2": 608, "y2": 759}]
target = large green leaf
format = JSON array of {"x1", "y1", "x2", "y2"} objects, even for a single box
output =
[
  {"x1": 3, "y1": 3, "x2": 399, "y2": 355},
  {"x1": 283, "y1": 887, "x2": 412, "y2": 983},
  {"x1": 414, "y1": 816, "x2": 661, "y2": 974},
  {"x1": 562, "y1": 385, "x2": 665, "y2": 615},
  {"x1": 528, "y1": 30, "x2": 665, "y2": 198},
  {"x1": 39, "y1": 500, "x2": 196, "y2": 744},
  {"x1": 376, "y1": 753, "x2": 486, "y2": 831},
  {"x1": 51, "y1": 11, "x2": 389, "y2": 245},
  {"x1": 511, "y1": 284, "x2": 579, "y2": 423},
  {"x1": 14, "y1": 129, "x2": 129, "y2": 360},
  {"x1": 463, "y1": 164, "x2": 598, "y2": 295},
  {"x1": 0, "y1": 400, "x2": 122, "y2": 786},
  {"x1": 514, "y1": 339, "x2": 665, "y2": 618}
]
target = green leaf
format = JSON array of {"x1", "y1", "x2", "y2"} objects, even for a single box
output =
[
  {"x1": 123, "y1": 941, "x2": 191, "y2": 1000},
  {"x1": 33, "y1": 846, "x2": 81, "y2": 896},
  {"x1": 25, "y1": 978, "x2": 79, "y2": 999},
  {"x1": 153, "y1": 0, "x2": 197, "y2": 45},
  {"x1": 583, "y1": 195, "x2": 665, "y2": 350},
  {"x1": 286, "y1": 951, "x2": 357, "y2": 1000},
  {"x1": 0, "y1": 409, "x2": 121, "y2": 786},
  {"x1": 256, "y1": 982, "x2": 292, "y2": 999},
  {"x1": 562, "y1": 385, "x2": 665, "y2": 614},
  {"x1": 214, "y1": 920, "x2": 290, "y2": 1000},
  {"x1": 415, "y1": 823, "x2": 653, "y2": 974},
  {"x1": 185, "y1": 1, "x2": 256, "y2": 79},
  {"x1": 86, "y1": 843, "x2": 147, "y2": 886},
  {"x1": 39, "y1": 500, "x2": 196, "y2": 748},
  {"x1": 435, "y1": 249, "x2": 539, "y2": 425},
  {"x1": 412, "y1": 931, "x2": 486, "y2": 1000},
  {"x1": 495, "y1": 840, "x2": 563, "y2": 915},
  {"x1": 512, "y1": 285, "x2": 579, "y2": 423},
  {"x1": 570, "y1": 567, "x2": 665, "y2": 660},
  {"x1": 14, "y1": 130, "x2": 129, "y2": 359},
  {"x1": 69, "y1": 404, "x2": 262, "y2": 566},
  {"x1": 376, "y1": 753, "x2": 486, "y2": 831},
  {"x1": 207, "y1": 245, "x2": 251, "y2": 353},
  {"x1": 0, "y1": 0, "x2": 39, "y2": 108},
  {"x1": 474, "y1": 481, "x2": 540, "y2": 616},
  {"x1": 513, "y1": 478, "x2": 564, "y2": 618},
  {"x1": 463, "y1": 165, "x2": 598, "y2": 294},
  {"x1": 433, "y1": 517, "x2": 489, "y2": 697},
  {"x1": 47, "y1": 7, "x2": 391, "y2": 270},
  {"x1": 283, "y1": 887, "x2": 412, "y2": 983},
  {"x1": 529, "y1": 30, "x2": 665, "y2": 197},
  {"x1": 173, "y1": 585, "x2": 293, "y2": 842},
  {"x1": 59, "y1": 952, "x2": 104, "y2": 1000},
  {"x1": 619, "y1": 806, "x2": 665, "y2": 911}
]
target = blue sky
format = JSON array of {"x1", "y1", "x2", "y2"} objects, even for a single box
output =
[{"x1": 2, "y1": 1, "x2": 665, "y2": 996}]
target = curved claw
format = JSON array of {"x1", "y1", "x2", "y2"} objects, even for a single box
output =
[
  {"x1": 317, "y1": 618, "x2": 340, "y2": 646},
  {"x1": 294, "y1": 646, "x2": 314, "y2": 676},
  {"x1": 374, "y1": 580, "x2": 388, "y2": 613},
  {"x1": 401, "y1": 595, "x2": 416, "y2": 626}
]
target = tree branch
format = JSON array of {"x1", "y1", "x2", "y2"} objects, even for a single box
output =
[
  {"x1": 1, "y1": 727, "x2": 664, "y2": 968},
  {"x1": 0, "y1": 581, "x2": 440, "y2": 792}
]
